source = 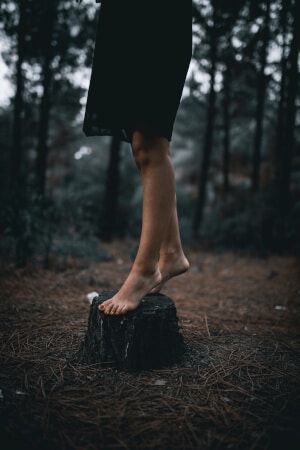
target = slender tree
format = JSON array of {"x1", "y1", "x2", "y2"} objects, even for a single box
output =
[
  {"x1": 10, "y1": 0, "x2": 27, "y2": 191},
  {"x1": 35, "y1": 0, "x2": 58, "y2": 194},
  {"x1": 274, "y1": 0, "x2": 289, "y2": 189},
  {"x1": 193, "y1": 1, "x2": 218, "y2": 236},
  {"x1": 251, "y1": 0, "x2": 271, "y2": 192},
  {"x1": 1, "y1": 0, "x2": 99, "y2": 194},
  {"x1": 192, "y1": 0, "x2": 245, "y2": 234},
  {"x1": 277, "y1": 0, "x2": 300, "y2": 213},
  {"x1": 221, "y1": 54, "x2": 233, "y2": 194}
]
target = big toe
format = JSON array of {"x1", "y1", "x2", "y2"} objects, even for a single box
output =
[{"x1": 99, "y1": 299, "x2": 112, "y2": 314}]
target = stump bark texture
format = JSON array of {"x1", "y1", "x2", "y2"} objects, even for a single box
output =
[{"x1": 81, "y1": 290, "x2": 184, "y2": 371}]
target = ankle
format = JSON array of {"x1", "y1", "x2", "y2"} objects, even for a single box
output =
[
  {"x1": 159, "y1": 249, "x2": 186, "y2": 261},
  {"x1": 132, "y1": 261, "x2": 160, "y2": 277}
]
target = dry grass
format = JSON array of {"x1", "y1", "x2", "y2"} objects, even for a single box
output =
[{"x1": 0, "y1": 241, "x2": 299, "y2": 449}]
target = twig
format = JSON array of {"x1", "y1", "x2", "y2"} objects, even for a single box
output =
[{"x1": 204, "y1": 315, "x2": 211, "y2": 339}]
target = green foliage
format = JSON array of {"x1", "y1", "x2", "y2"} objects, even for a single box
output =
[
  {"x1": 201, "y1": 190, "x2": 300, "y2": 255},
  {"x1": 1, "y1": 187, "x2": 60, "y2": 267},
  {"x1": 51, "y1": 233, "x2": 111, "y2": 268},
  {"x1": 0, "y1": 182, "x2": 111, "y2": 268}
]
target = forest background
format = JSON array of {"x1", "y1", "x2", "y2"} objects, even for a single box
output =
[
  {"x1": 0, "y1": 0, "x2": 299, "y2": 268},
  {"x1": 0, "y1": 2, "x2": 299, "y2": 449}
]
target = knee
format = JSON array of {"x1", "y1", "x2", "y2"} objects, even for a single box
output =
[
  {"x1": 131, "y1": 136, "x2": 154, "y2": 168},
  {"x1": 131, "y1": 131, "x2": 169, "y2": 169}
]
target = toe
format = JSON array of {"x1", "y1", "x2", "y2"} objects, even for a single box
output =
[
  {"x1": 116, "y1": 304, "x2": 124, "y2": 315},
  {"x1": 103, "y1": 300, "x2": 113, "y2": 315},
  {"x1": 99, "y1": 298, "x2": 111, "y2": 311},
  {"x1": 115, "y1": 304, "x2": 124, "y2": 315},
  {"x1": 106, "y1": 304, "x2": 114, "y2": 315},
  {"x1": 119, "y1": 305, "x2": 129, "y2": 315},
  {"x1": 110, "y1": 304, "x2": 119, "y2": 315}
]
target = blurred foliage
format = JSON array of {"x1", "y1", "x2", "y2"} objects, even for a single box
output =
[
  {"x1": 201, "y1": 190, "x2": 300, "y2": 255},
  {"x1": 0, "y1": 184, "x2": 111, "y2": 268},
  {"x1": 1, "y1": 187, "x2": 60, "y2": 267}
]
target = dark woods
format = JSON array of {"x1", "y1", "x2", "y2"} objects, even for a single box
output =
[{"x1": 0, "y1": 0, "x2": 299, "y2": 267}]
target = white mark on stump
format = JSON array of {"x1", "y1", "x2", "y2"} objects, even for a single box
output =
[{"x1": 87, "y1": 291, "x2": 99, "y2": 304}]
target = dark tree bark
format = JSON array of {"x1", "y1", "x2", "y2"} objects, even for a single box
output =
[
  {"x1": 274, "y1": 0, "x2": 289, "y2": 192},
  {"x1": 101, "y1": 136, "x2": 122, "y2": 241},
  {"x1": 222, "y1": 64, "x2": 231, "y2": 194},
  {"x1": 251, "y1": 0, "x2": 271, "y2": 192},
  {"x1": 35, "y1": 0, "x2": 57, "y2": 195},
  {"x1": 10, "y1": 0, "x2": 26, "y2": 191},
  {"x1": 193, "y1": 5, "x2": 218, "y2": 236},
  {"x1": 81, "y1": 291, "x2": 184, "y2": 371},
  {"x1": 277, "y1": 0, "x2": 300, "y2": 214}
]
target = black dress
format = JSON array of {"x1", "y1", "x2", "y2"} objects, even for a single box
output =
[{"x1": 83, "y1": 0, "x2": 192, "y2": 143}]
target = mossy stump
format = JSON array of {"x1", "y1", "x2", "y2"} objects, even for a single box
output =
[{"x1": 81, "y1": 290, "x2": 184, "y2": 371}]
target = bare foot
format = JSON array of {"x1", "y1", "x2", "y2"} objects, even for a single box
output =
[
  {"x1": 98, "y1": 267, "x2": 162, "y2": 315},
  {"x1": 150, "y1": 252, "x2": 190, "y2": 294}
]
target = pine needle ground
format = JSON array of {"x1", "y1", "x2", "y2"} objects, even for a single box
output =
[{"x1": 0, "y1": 241, "x2": 299, "y2": 449}]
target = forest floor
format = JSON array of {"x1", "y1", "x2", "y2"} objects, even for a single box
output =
[{"x1": 0, "y1": 240, "x2": 300, "y2": 450}]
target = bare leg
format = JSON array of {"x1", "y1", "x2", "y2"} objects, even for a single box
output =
[
  {"x1": 99, "y1": 127, "x2": 175, "y2": 315},
  {"x1": 150, "y1": 192, "x2": 190, "y2": 293}
]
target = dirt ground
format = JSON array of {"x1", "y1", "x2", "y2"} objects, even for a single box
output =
[{"x1": 0, "y1": 240, "x2": 300, "y2": 449}]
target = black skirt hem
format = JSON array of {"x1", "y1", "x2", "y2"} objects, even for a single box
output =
[{"x1": 82, "y1": 113, "x2": 174, "y2": 144}]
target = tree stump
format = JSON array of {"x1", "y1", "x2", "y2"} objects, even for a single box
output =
[{"x1": 81, "y1": 290, "x2": 184, "y2": 371}]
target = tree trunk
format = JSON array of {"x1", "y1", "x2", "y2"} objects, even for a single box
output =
[
  {"x1": 101, "y1": 136, "x2": 122, "y2": 241},
  {"x1": 35, "y1": 0, "x2": 57, "y2": 195},
  {"x1": 274, "y1": 0, "x2": 289, "y2": 193},
  {"x1": 10, "y1": 0, "x2": 26, "y2": 191},
  {"x1": 80, "y1": 291, "x2": 184, "y2": 371},
  {"x1": 251, "y1": 0, "x2": 270, "y2": 192},
  {"x1": 222, "y1": 64, "x2": 231, "y2": 194},
  {"x1": 193, "y1": 8, "x2": 218, "y2": 236},
  {"x1": 278, "y1": 0, "x2": 300, "y2": 214}
]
